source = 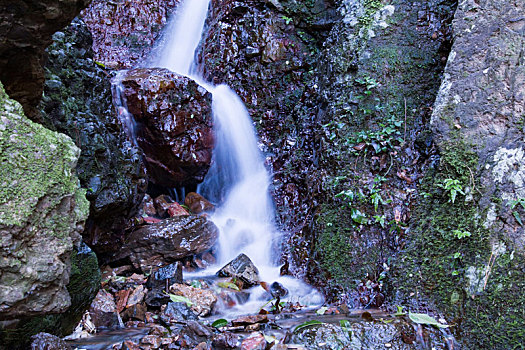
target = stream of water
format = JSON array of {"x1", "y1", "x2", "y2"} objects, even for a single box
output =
[{"x1": 147, "y1": 0, "x2": 322, "y2": 314}]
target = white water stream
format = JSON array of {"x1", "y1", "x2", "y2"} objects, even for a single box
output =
[{"x1": 147, "y1": 0, "x2": 322, "y2": 314}]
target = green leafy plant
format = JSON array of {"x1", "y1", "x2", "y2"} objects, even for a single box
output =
[
  {"x1": 218, "y1": 281, "x2": 240, "y2": 291},
  {"x1": 212, "y1": 319, "x2": 228, "y2": 328},
  {"x1": 440, "y1": 178, "x2": 465, "y2": 203},
  {"x1": 293, "y1": 320, "x2": 324, "y2": 333},
  {"x1": 168, "y1": 294, "x2": 193, "y2": 307},
  {"x1": 393, "y1": 305, "x2": 406, "y2": 316},
  {"x1": 509, "y1": 198, "x2": 525, "y2": 226},
  {"x1": 452, "y1": 229, "x2": 471, "y2": 239},
  {"x1": 282, "y1": 15, "x2": 293, "y2": 25},
  {"x1": 408, "y1": 312, "x2": 449, "y2": 328}
]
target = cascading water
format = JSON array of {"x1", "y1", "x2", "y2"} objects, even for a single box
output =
[{"x1": 147, "y1": 0, "x2": 322, "y2": 314}]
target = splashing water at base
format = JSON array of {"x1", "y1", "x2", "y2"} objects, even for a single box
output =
[{"x1": 148, "y1": 0, "x2": 323, "y2": 314}]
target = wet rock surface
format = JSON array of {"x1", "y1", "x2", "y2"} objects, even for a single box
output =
[
  {"x1": 30, "y1": 332, "x2": 71, "y2": 350},
  {"x1": 121, "y1": 68, "x2": 214, "y2": 188},
  {"x1": 81, "y1": 0, "x2": 179, "y2": 69},
  {"x1": 38, "y1": 18, "x2": 147, "y2": 258},
  {"x1": 217, "y1": 254, "x2": 261, "y2": 287},
  {"x1": 118, "y1": 216, "x2": 219, "y2": 271},
  {"x1": 0, "y1": 0, "x2": 91, "y2": 119}
]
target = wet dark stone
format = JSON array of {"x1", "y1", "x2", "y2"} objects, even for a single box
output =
[
  {"x1": 145, "y1": 262, "x2": 183, "y2": 308},
  {"x1": 161, "y1": 302, "x2": 197, "y2": 323},
  {"x1": 212, "y1": 332, "x2": 239, "y2": 349},
  {"x1": 217, "y1": 254, "x2": 260, "y2": 288},
  {"x1": 121, "y1": 68, "x2": 214, "y2": 188},
  {"x1": 184, "y1": 192, "x2": 214, "y2": 214},
  {"x1": 38, "y1": 18, "x2": 146, "y2": 258},
  {"x1": 270, "y1": 282, "x2": 288, "y2": 299},
  {"x1": 118, "y1": 216, "x2": 219, "y2": 271},
  {"x1": 0, "y1": 0, "x2": 91, "y2": 119}
]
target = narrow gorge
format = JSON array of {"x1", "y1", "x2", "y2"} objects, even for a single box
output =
[{"x1": 0, "y1": 0, "x2": 524, "y2": 349}]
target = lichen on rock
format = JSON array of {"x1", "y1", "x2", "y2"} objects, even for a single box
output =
[{"x1": 0, "y1": 81, "x2": 89, "y2": 320}]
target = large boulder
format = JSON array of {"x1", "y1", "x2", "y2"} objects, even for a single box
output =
[
  {"x1": 118, "y1": 216, "x2": 219, "y2": 271},
  {"x1": 121, "y1": 68, "x2": 214, "y2": 188},
  {"x1": 392, "y1": 0, "x2": 525, "y2": 348},
  {"x1": 0, "y1": 244, "x2": 100, "y2": 347},
  {"x1": 0, "y1": 0, "x2": 91, "y2": 120},
  {"x1": 0, "y1": 82, "x2": 89, "y2": 320},
  {"x1": 38, "y1": 18, "x2": 147, "y2": 257}
]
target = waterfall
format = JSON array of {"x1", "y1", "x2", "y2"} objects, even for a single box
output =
[{"x1": 148, "y1": 0, "x2": 322, "y2": 312}]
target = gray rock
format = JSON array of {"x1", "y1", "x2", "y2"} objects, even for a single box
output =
[
  {"x1": 89, "y1": 289, "x2": 119, "y2": 330},
  {"x1": 0, "y1": 82, "x2": 89, "y2": 320},
  {"x1": 30, "y1": 332, "x2": 71, "y2": 350},
  {"x1": 161, "y1": 302, "x2": 197, "y2": 323},
  {"x1": 120, "y1": 216, "x2": 219, "y2": 271},
  {"x1": 217, "y1": 254, "x2": 260, "y2": 288}
]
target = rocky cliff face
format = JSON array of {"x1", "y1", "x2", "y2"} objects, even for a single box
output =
[
  {"x1": 392, "y1": 0, "x2": 525, "y2": 347},
  {"x1": 0, "y1": 0, "x2": 91, "y2": 120},
  {"x1": 0, "y1": 82, "x2": 89, "y2": 320},
  {"x1": 38, "y1": 18, "x2": 147, "y2": 258}
]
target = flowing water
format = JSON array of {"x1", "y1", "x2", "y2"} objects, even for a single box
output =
[
  {"x1": 149, "y1": 0, "x2": 323, "y2": 314},
  {"x1": 112, "y1": 0, "x2": 323, "y2": 316}
]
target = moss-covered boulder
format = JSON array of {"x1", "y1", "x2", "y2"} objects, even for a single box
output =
[
  {"x1": 0, "y1": 81, "x2": 89, "y2": 320},
  {"x1": 391, "y1": 0, "x2": 525, "y2": 348}
]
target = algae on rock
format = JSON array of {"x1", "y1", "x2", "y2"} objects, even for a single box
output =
[{"x1": 0, "y1": 81, "x2": 89, "y2": 320}]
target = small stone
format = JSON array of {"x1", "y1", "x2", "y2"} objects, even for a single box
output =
[
  {"x1": 116, "y1": 289, "x2": 131, "y2": 313},
  {"x1": 217, "y1": 254, "x2": 260, "y2": 287},
  {"x1": 231, "y1": 314, "x2": 268, "y2": 326},
  {"x1": 141, "y1": 335, "x2": 161, "y2": 348},
  {"x1": 121, "y1": 303, "x2": 146, "y2": 322},
  {"x1": 161, "y1": 302, "x2": 198, "y2": 322},
  {"x1": 212, "y1": 332, "x2": 239, "y2": 349},
  {"x1": 89, "y1": 289, "x2": 119, "y2": 329},
  {"x1": 141, "y1": 194, "x2": 157, "y2": 216},
  {"x1": 184, "y1": 192, "x2": 214, "y2": 213},
  {"x1": 240, "y1": 332, "x2": 267, "y2": 350},
  {"x1": 167, "y1": 202, "x2": 190, "y2": 217},
  {"x1": 127, "y1": 285, "x2": 147, "y2": 306},
  {"x1": 30, "y1": 332, "x2": 71, "y2": 350},
  {"x1": 154, "y1": 194, "x2": 174, "y2": 218},
  {"x1": 169, "y1": 283, "x2": 217, "y2": 316},
  {"x1": 122, "y1": 340, "x2": 140, "y2": 350}
]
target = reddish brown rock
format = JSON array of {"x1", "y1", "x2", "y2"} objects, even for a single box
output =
[
  {"x1": 121, "y1": 68, "x2": 214, "y2": 188},
  {"x1": 240, "y1": 332, "x2": 267, "y2": 350},
  {"x1": 184, "y1": 192, "x2": 214, "y2": 214},
  {"x1": 231, "y1": 315, "x2": 268, "y2": 327},
  {"x1": 168, "y1": 202, "x2": 190, "y2": 217},
  {"x1": 121, "y1": 303, "x2": 146, "y2": 322},
  {"x1": 116, "y1": 289, "x2": 131, "y2": 314},
  {"x1": 119, "y1": 216, "x2": 219, "y2": 272},
  {"x1": 141, "y1": 194, "x2": 157, "y2": 217},
  {"x1": 153, "y1": 194, "x2": 174, "y2": 218},
  {"x1": 81, "y1": 0, "x2": 178, "y2": 69},
  {"x1": 169, "y1": 284, "x2": 217, "y2": 317}
]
